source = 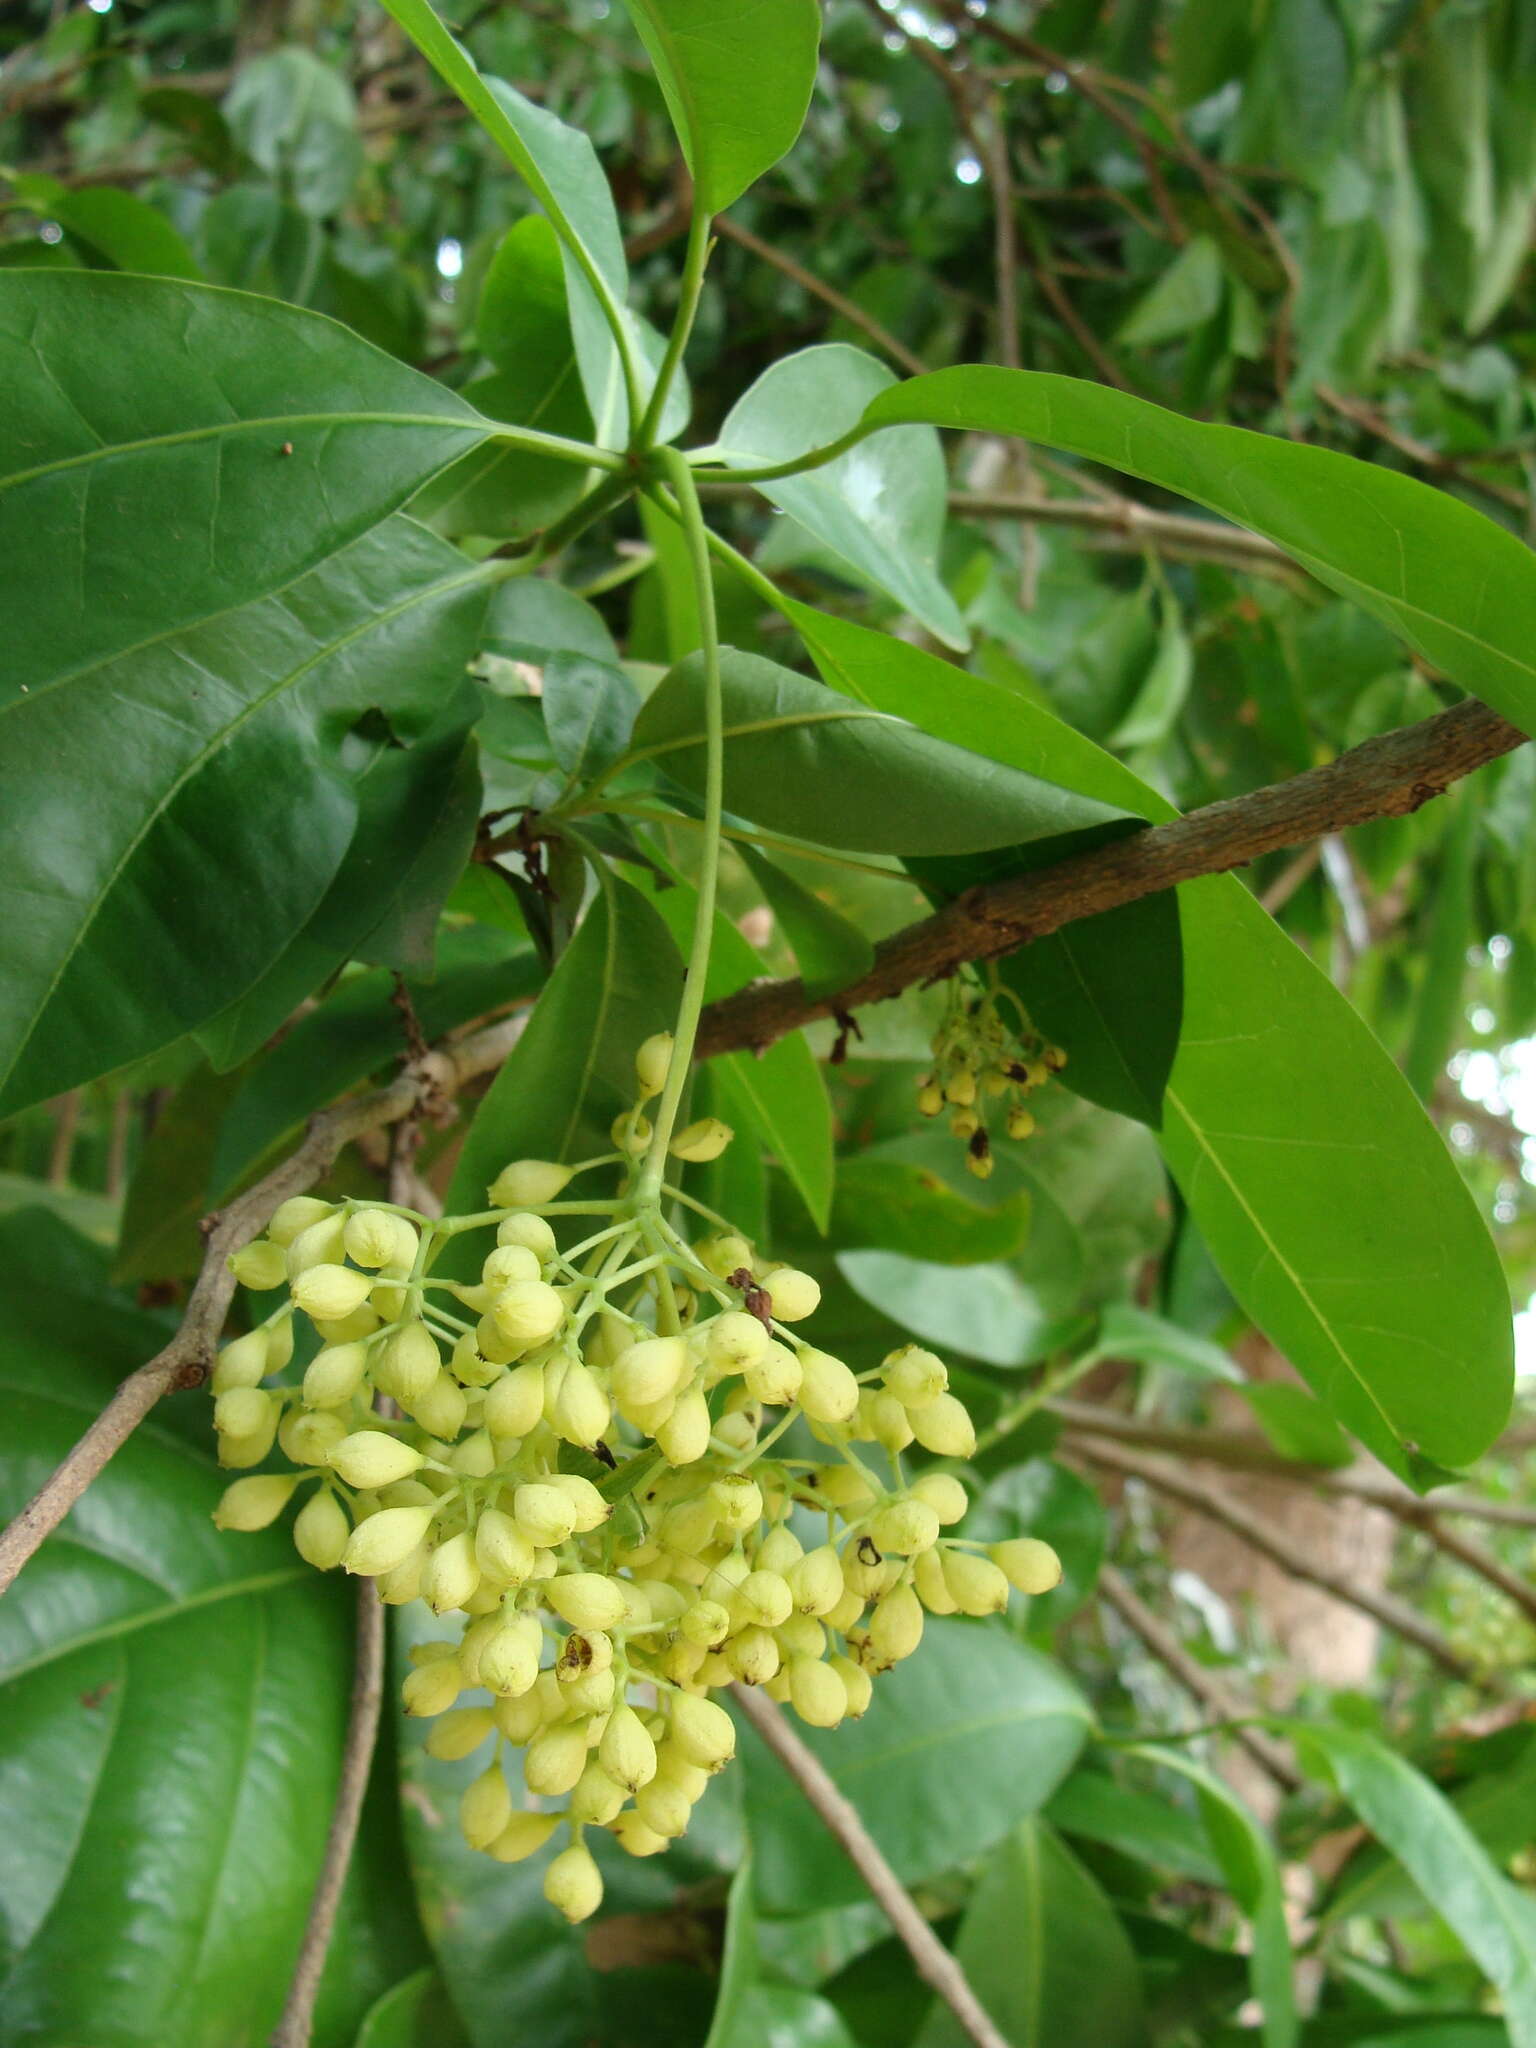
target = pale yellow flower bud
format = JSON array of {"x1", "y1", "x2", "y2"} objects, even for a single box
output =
[
  {"x1": 475, "y1": 1507, "x2": 536, "y2": 1586},
  {"x1": 707, "y1": 1311, "x2": 768, "y2": 1372},
  {"x1": 479, "y1": 1617, "x2": 542, "y2": 1697},
  {"x1": 424, "y1": 1531, "x2": 480, "y2": 1614},
  {"x1": 862, "y1": 1389, "x2": 915, "y2": 1454},
  {"x1": 634, "y1": 1778, "x2": 692, "y2": 1840},
  {"x1": 268, "y1": 1196, "x2": 334, "y2": 1247},
  {"x1": 869, "y1": 1499, "x2": 941, "y2": 1556},
  {"x1": 868, "y1": 1583, "x2": 925, "y2": 1663},
  {"x1": 487, "y1": 1160, "x2": 572, "y2": 1208},
  {"x1": 343, "y1": 1503, "x2": 436, "y2": 1577},
  {"x1": 329, "y1": 1431, "x2": 425, "y2": 1490},
  {"x1": 881, "y1": 1345, "x2": 948, "y2": 1409},
  {"x1": 279, "y1": 1407, "x2": 348, "y2": 1468},
  {"x1": 513, "y1": 1482, "x2": 578, "y2": 1547},
  {"x1": 745, "y1": 1340, "x2": 803, "y2": 1407},
  {"x1": 831, "y1": 1652, "x2": 873, "y2": 1718},
  {"x1": 654, "y1": 1385, "x2": 711, "y2": 1465},
  {"x1": 228, "y1": 1239, "x2": 288, "y2": 1292},
  {"x1": 635, "y1": 1032, "x2": 674, "y2": 1099},
  {"x1": 491, "y1": 1279, "x2": 566, "y2": 1350},
  {"x1": 909, "y1": 1391, "x2": 976, "y2": 1458},
  {"x1": 653, "y1": 1749, "x2": 710, "y2": 1805},
  {"x1": 213, "y1": 1385, "x2": 274, "y2": 1438},
  {"x1": 479, "y1": 1362, "x2": 542, "y2": 1441},
  {"x1": 544, "y1": 1840, "x2": 604, "y2": 1923},
  {"x1": 776, "y1": 1613, "x2": 826, "y2": 1660},
  {"x1": 460, "y1": 1763, "x2": 513, "y2": 1852},
  {"x1": 669, "y1": 1118, "x2": 732, "y2": 1163},
  {"x1": 990, "y1": 1537, "x2": 1062, "y2": 1596},
  {"x1": 788, "y1": 1655, "x2": 848, "y2": 1728},
  {"x1": 211, "y1": 1327, "x2": 271, "y2": 1392},
  {"x1": 403, "y1": 1372, "x2": 467, "y2": 1441},
  {"x1": 733, "y1": 1571, "x2": 793, "y2": 1630},
  {"x1": 709, "y1": 1474, "x2": 763, "y2": 1532},
  {"x1": 372, "y1": 1324, "x2": 440, "y2": 1403},
  {"x1": 942, "y1": 1549, "x2": 1011, "y2": 1616},
  {"x1": 545, "y1": 1472, "x2": 611, "y2": 1533},
  {"x1": 695, "y1": 1233, "x2": 755, "y2": 1281},
  {"x1": 612, "y1": 1336, "x2": 689, "y2": 1417},
  {"x1": 600, "y1": 1703, "x2": 657, "y2": 1793},
  {"x1": 610, "y1": 1812, "x2": 670, "y2": 1858},
  {"x1": 213, "y1": 1473, "x2": 299, "y2": 1531},
  {"x1": 570, "y1": 1759, "x2": 627, "y2": 1826},
  {"x1": 787, "y1": 1545, "x2": 845, "y2": 1617},
  {"x1": 727, "y1": 1627, "x2": 780, "y2": 1685},
  {"x1": 286, "y1": 1214, "x2": 347, "y2": 1279},
  {"x1": 343, "y1": 1208, "x2": 419, "y2": 1271},
  {"x1": 797, "y1": 1348, "x2": 860, "y2": 1425},
  {"x1": 302, "y1": 1341, "x2": 368, "y2": 1410},
  {"x1": 497, "y1": 1212, "x2": 558, "y2": 1262},
  {"x1": 218, "y1": 1416, "x2": 281, "y2": 1470},
  {"x1": 293, "y1": 1489, "x2": 350, "y2": 1570},
  {"x1": 756, "y1": 1524, "x2": 803, "y2": 1574},
  {"x1": 401, "y1": 1654, "x2": 462, "y2": 1717},
  {"x1": 480, "y1": 1245, "x2": 540, "y2": 1292},
  {"x1": 549, "y1": 1357, "x2": 610, "y2": 1447},
  {"x1": 914, "y1": 1546, "x2": 959, "y2": 1614},
  {"x1": 680, "y1": 1598, "x2": 732, "y2": 1647},
  {"x1": 311, "y1": 1302, "x2": 381, "y2": 1346},
  {"x1": 668, "y1": 1692, "x2": 736, "y2": 1770},
  {"x1": 426, "y1": 1707, "x2": 495, "y2": 1762},
  {"x1": 525, "y1": 1724, "x2": 589, "y2": 1798},
  {"x1": 546, "y1": 1573, "x2": 627, "y2": 1632},
  {"x1": 450, "y1": 1334, "x2": 500, "y2": 1388},
  {"x1": 762, "y1": 1267, "x2": 820, "y2": 1322},
  {"x1": 489, "y1": 1811, "x2": 560, "y2": 1863},
  {"x1": 292, "y1": 1263, "x2": 373, "y2": 1324},
  {"x1": 911, "y1": 1472, "x2": 969, "y2": 1525}
]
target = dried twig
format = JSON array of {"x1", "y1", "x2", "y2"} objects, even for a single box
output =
[
  {"x1": 732, "y1": 1685, "x2": 1011, "y2": 2048},
  {"x1": 1097, "y1": 1565, "x2": 1301, "y2": 1793},
  {"x1": 269, "y1": 1582, "x2": 386, "y2": 2048}
]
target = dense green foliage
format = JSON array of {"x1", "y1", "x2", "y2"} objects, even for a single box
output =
[{"x1": 3, "y1": 2, "x2": 1536, "y2": 2044}]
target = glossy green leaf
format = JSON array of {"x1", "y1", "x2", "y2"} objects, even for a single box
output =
[
  {"x1": 865, "y1": 367, "x2": 1536, "y2": 730},
  {"x1": 916, "y1": 1821, "x2": 1149, "y2": 2048},
  {"x1": 353, "y1": 1970, "x2": 471, "y2": 2048},
  {"x1": 738, "y1": 844, "x2": 877, "y2": 1002},
  {"x1": 9, "y1": 173, "x2": 203, "y2": 279},
  {"x1": 0, "y1": 1210, "x2": 351, "y2": 2048},
  {"x1": 785, "y1": 605, "x2": 1512, "y2": 1478},
  {"x1": 1044, "y1": 1768, "x2": 1224, "y2": 1886},
  {"x1": 838, "y1": 1250, "x2": 1060, "y2": 1368},
  {"x1": 1093, "y1": 1301, "x2": 1243, "y2": 1383},
  {"x1": 632, "y1": 647, "x2": 1132, "y2": 855},
  {"x1": 830, "y1": 1153, "x2": 1032, "y2": 1265},
  {"x1": 0, "y1": 274, "x2": 499, "y2": 697},
  {"x1": 543, "y1": 653, "x2": 642, "y2": 785},
  {"x1": 1239, "y1": 1382, "x2": 1354, "y2": 1466},
  {"x1": 1118, "y1": 236, "x2": 1224, "y2": 349},
  {"x1": 743, "y1": 1622, "x2": 1090, "y2": 1913},
  {"x1": 224, "y1": 47, "x2": 363, "y2": 218},
  {"x1": 1127, "y1": 1746, "x2": 1297, "y2": 2048},
  {"x1": 1296, "y1": 1726, "x2": 1536, "y2": 2048},
  {"x1": 703, "y1": 1854, "x2": 761, "y2": 2048},
  {"x1": 621, "y1": 0, "x2": 820, "y2": 212},
  {"x1": 1402, "y1": 785, "x2": 1476, "y2": 1100},
  {"x1": 716, "y1": 346, "x2": 968, "y2": 648},
  {"x1": 0, "y1": 517, "x2": 494, "y2": 1117},
  {"x1": 483, "y1": 576, "x2": 618, "y2": 667},
  {"x1": 730, "y1": 1989, "x2": 861, "y2": 2047}
]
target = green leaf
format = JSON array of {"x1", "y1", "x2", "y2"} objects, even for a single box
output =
[
  {"x1": 8, "y1": 173, "x2": 203, "y2": 279},
  {"x1": 1093, "y1": 1301, "x2": 1243, "y2": 1383},
  {"x1": 114, "y1": 1060, "x2": 246, "y2": 1284},
  {"x1": 543, "y1": 653, "x2": 642, "y2": 785},
  {"x1": 0, "y1": 1209, "x2": 352, "y2": 2048},
  {"x1": 1239, "y1": 1382, "x2": 1354, "y2": 1466},
  {"x1": 353, "y1": 1970, "x2": 471, "y2": 2048},
  {"x1": 0, "y1": 273, "x2": 492, "y2": 697},
  {"x1": 783, "y1": 605, "x2": 1512, "y2": 1479},
  {"x1": 716, "y1": 346, "x2": 968, "y2": 648},
  {"x1": 1044, "y1": 1768, "x2": 1224, "y2": 1886},
  {"x1": 1118, "y1": 237, "x2": 1224, "y2": 349},
  {"x1": 483, "y1": 576, "x2": 618, "y2": 666},
  {"x1": 838, "y1": 1250, "x2": 1061, "y2": 1368},
  {"x1": 1296, "y1": 1726, "x2": 1536, "y2": 2048},
  {"x1": 1107, "y1": 593, "x2": 1194, "y2": 751},
  {"x1": 704, "y1": 1853, "x2": 761, "y2": 2048},
  {"x1": 738, "y1": 844, "x2": 877, "y2": 1002},
  {"x1": 0, "y1": 517, "x2": 494, "y2": 1117},
  {"x1": 742, "y1": 1622, "x2": 1090, "y2": 1913},
  {"x1": 1126, "y1": 1747, "x2": 1297, "y2": 2048},
  {"x1": 621, "y1": 0, "x2": 820, "y2": 212},
  {"x1": 830, "y1": 1153, "x2": 1032, "y2": 1265},
  {"x1": 631, "y1": 647, "x2": 1132, "y2": 855},
  {"x1": 864, "y1": 366, "x2": 1536, "y2": 731},
  {"x1": 223, "y1": 47, "x2": 363, "y2": 218},
  {"x1": 1402, "y1": 785, "x2": 1476, "y2": 1100},
  {"x1": 915, "y1": 1821, "x2": 1149, "y2": 2048}
]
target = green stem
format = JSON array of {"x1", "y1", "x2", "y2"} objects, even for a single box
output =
[
  {"x1": 637, "y1": 207, "x2": 713, "y2": 448},
  {"x1": 634, "y1": 449, "x2": 725, "y2": 1206},
  {"x1": 571, "y1": 797, "x2": 903, "y2": 880},
  {"x1": 485, "y1": 420, "x2": 628, "y2": 472},
  {"x1": 687, "y1": 418, "x2": 874, "y2": 484}
]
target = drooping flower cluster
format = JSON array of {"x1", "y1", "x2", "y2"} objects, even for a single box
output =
[
  {"x1": 916, "y1": 977, "x2": 1065, "y2": 1178},
  {"x1": 210, "y1": 1035, "x2": 1061, "y2": 1924}
]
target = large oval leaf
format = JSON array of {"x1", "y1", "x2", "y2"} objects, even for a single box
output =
[
  {"x1": 866, "y1": 367, "x2": 1536, "y2": 731},
  {"x1": 715, "y1": 347, "x2": 968, "y2": 649},
  {"x1": 786, "y1": 605, "x2": 1512, "y2": 1479},
  {"x1": 0, "y1": 517, "x2": 495, "y2": 1117},
  {"x1": 0, "y1": 273, "x2": 497, "y2": 697},
  {"x1": 0, "y1": 1210, "x2": 353, "y2": 2048},
  {"x1": 630, "y1": 647, "x2": 1133, "y2": 855},
  {"x1": 741, "y1": 1622, "x2": 1090, "y2": 1913},
  {"x1": 621, "y1": 0, "x2": 821, "y2": 213}
]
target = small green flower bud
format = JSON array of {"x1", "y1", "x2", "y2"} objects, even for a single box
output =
[
  {"x1": 797, "y1": 1348, "x2": 860, "y2": 1425},
  {"x1": 213, "y1": 1385, "x2": 273, "y2": 1438},
  {"x1": 787, "y1": 1545, "x2": 845, "y2": 1617},
  {"x1": 909, "y1": 1391, "x2": 976, "y2": 1458},
  {"x1": 990, "y1": 1537, "x2": 1062, "y2": 1596},
  {"x1": 1006, "y1": 1107, "x2": 1036, "y2": 1141},
  {"x1": 600, "y1": 1703, "x2": 657, "y2": 1792},
  {"x1": 917, "y1": 1081, "x2": 945, "y2": 1117},
  {"x1": 826, "y1": 1586, "x2": 866, "y2": 1634},
  {"x1": 449, "y1": 1334, "x2": 500, "y2": 1389},
  {"x1": 513, "y1": 1482, "x2": 579, "y2": 1548},
  {"x1": 279, "y1": 1407, "x2": 348, "y2": 1468},
  {"x1": 912, "y1": 1472, "x2": 969, "y2": 1525},
  {"x1": 489, "y1": 1811, "x2": 560, "y2": 1864},
  {"x1": 292, "y1": 1263, "x2": 374, "y2": 1325},
  {"x1": 544, "y1": 1840, "x2": 604, "y2": 1923},
  {"x1": 546, "y1": 1573, "x2": 627, "y2": 1632},
  {"x1": 497, "y1": 1212, "x2": 558, "y2": 1263},
  {"x1": 460, "y1": 1763, "x2": 513, "y2": 1851},
  {"x1": 475, "y1": 1507, "x2": 536, "y2": 1586},
  {"x1": 635, "y1": 1032, "x2": 674, "y2": 1099},
  {"x1": 213, "y1": 1473, "x2": 299, "y2": 1531},
  {"x1": 372, "y1": 1324, "x2": 441, "y2": 1404},
  {"x1": 268, "y1": 1196, "x2": 335, "y2": 1247},
  {"x1": 881, "y1": 1345, "x2": 948, "y2": 1409},
  {"x1": 775, "y1": 1613, "x2": 826, "y2": 1660},
  {"x1": 211, "y1": 1327, "x2": 271, "y2": 1392},
  {"x1": 654, "y1": 1386, "x2": 711, "y2": 1466},
  {"x1": 831, "y1": 1652, "x2": 873, "y2": 1718},
  {"x1": 401, "y1": 1654, "x2": 462, "y2": 1717},
  {"x1": 762, "y1": 1267, "x2": 820, "y2": 1322},
  {"x1": 745, "y1": 1341, "x2": 803, "y2": 1407},
  {"x1": 868, "y1": 1583, "x2": 925, "y2": 1663},
  {"x1": 293, "y1": 1488, "x2": 350, "y2": 1570},
  {"x1": 343, "y1": 1503, "x2": 436, "y2": 1578},
  {"x1": 228, "y1": 1240, "x2": 288, "y2": 1292},
  {"x1": 610, "y1": 1812, "x2": 669, "y2": 1858},
  {"x1": 788, "y1": 1655, "x2": 848, "y2": 1728},
  {"x1": 869, "y1": 1499, "x2": 941, "y2": 1556},
  {"x1": 425, "y1": 1707, "x2": 495, "y2": 1761},
  {"x1": 524, "y1": 1724, "x2": 589, "y2": 1798},
  {"x1": 491, "y1": 1279, "x2": 566, "y2": 1350},
  {"x1": 285, "y1": 1214, "x2": 348, "y2": 1279},
  {"x1": 302, "y1": 1341, "x2": 368, "y2": 1410},
  {"x1": 424, "y1": 1531, "x2": 480, "y2": 1614},
  {"x1": 487, "y1": 1159, "x2": 572, "y2": 1208},
  {"x1": 942, "y1": 1549, "x2": 1011, "y2": 1615},
  {"x1": 329, "y1": 1431, "x2": 425, "y2": 1490}
]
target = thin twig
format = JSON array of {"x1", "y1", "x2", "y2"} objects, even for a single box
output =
[
  {"x1": 1074, "y1": 1441, "x2": 1493, "y2": 1689},
  {"x1": 731, "y1": 1685, "x2": 1011, "y2": 2048},
  {"x1": 712, "y1": 214, "x2": 929, "y2": 379},
  {"x1": 1097, "y1": 1565, "x2": 1301, "y2": 1793},
  {"x1": 269, "y1": 1582, "x2": 386, "y2": 2048}
]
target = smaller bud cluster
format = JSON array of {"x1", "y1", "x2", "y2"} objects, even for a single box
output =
[
  {"x1": 916, "y1": 978, "x2": 1065, "y2": 1178},
  {"x1": 209, "y1": 1030, "x2": 1061, "y2": 1925}
]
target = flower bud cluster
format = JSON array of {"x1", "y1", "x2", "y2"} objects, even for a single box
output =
[
  {"x1": 916, "y1": 978, "x2": 1065, "y2": 1178},
  {"x1": 209, "y1": 1035, "x2": 1061, "y2": 1926}
]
